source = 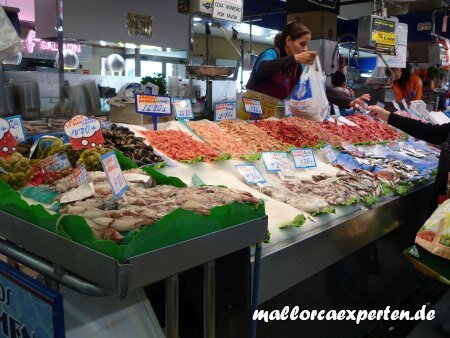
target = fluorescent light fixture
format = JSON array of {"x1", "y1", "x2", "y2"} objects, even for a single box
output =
[
  {"x1": 193, "y1": 17, "x2": 202, "y2": 22},
  {"x1": 265, "y1": 36, "x2": 273, "y2": 39},
  {"x1": 118, "y1": 42, "x2": 124, "y2": 47},
  {"x1": 125, "y1": 43, "x2": 137, "y2": 49},
  {"x1": 100, "y1": 40, "x2": 107, "y2": 46},
  {"x1": 269, "y1": 30, "x2": 279, "y2": 34}
]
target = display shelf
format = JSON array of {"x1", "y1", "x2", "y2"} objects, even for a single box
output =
[
  {"x1": 257, "y1": 181, "x2": 434, "y2": 303},
  {"x1": 0, "y1": 210, "x2": 268, "y2": 298}
]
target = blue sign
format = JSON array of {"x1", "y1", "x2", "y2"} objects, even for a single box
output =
[
  {"x1": 4, "y1": 115, "x2": 26, "y2": 143},
  {"x1": 0, "y1": 260, "x2": 65, "y2": 338}
]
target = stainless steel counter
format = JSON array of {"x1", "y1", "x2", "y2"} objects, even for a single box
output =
[{"x1": 257, "y1": 182, "x2": 434, "y2": 304}]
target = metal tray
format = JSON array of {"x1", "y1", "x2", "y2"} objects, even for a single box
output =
[
  {"x1": 0, "y1": 210, "x2": 267, "y2": 298},
  {"x1": 186, "y1": 65, "x2": 235, "y2": 80}
]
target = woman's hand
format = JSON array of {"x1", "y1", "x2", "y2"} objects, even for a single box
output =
[
  {"x1": 367, "y1": 105, "x2": 391, "y2": 122},
  {"x1": 349, "y1": 94, "x2": 370, "y2": 109},
  {"x1": 294, "y1": 51, "x2": 317, "y2": 65}
]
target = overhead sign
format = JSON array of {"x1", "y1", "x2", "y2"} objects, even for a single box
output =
[
  {"x1": 21, "y1": 30, "x2": 92, "y2": 62},
  {"x1": 371, "y1": 17, "x2": 396, "y2": 55},
  {"x1": 213, "y1": 0, "x2": 243, "y2": 23},
  {"x1": 0, "y1": 260, "x2": 65, "y2": 338},
  {"x1": 377, "y1": 22, "x2": 407, "y2": 68}
]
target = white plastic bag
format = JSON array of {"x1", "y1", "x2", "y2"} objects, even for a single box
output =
[
  {"x1": 0, "y1": 6, "x2": 23, "y2": 62},
  {"x1": 287, "y1": 56, "x2": 329, "y2": 122}
]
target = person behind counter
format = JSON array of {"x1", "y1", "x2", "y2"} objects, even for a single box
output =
[
  {"x1": 330, "y1": 70, "x2": 356, "y2": 116},
  {"x1": 245, "y1": 22, "x2": 317, "y2": 100},
  {"x1": 391, "y1": 65, "x2": 423, "y2": 105},
  {"x1": 245, "y1": 22, "x2": 370, "y2": 114},
  {"x1": 367, "y1": 105, "x2": 446, "y2": 210}
]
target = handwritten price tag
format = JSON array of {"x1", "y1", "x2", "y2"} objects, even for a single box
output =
[
  {"x1": 173, "y1": 98, "x2": 194, "y2": 120},
  {"x1": 242, "y1": 97, "x2": 263, "y2": 115},
  {"x1": 136, "y1": 94, "x2": 172, "y2": 115},
  {"x1": 291, "y1": 148, "x2": 317, "y2": 169},
  {"x1": 261, "y1": 152, "x2": 288, "y2": 172},
  {"x1": 214, "y1": 102, "x2": 237, "y2": 122},
  {"x1": 39, "y1": 152, "x2": 72, "y2": 173},
  {"x1": 5, "y1": 115, "x2": 26, "y2": 143},
  {"x1": 0, "y1": 118, "x2": 18, "y2": 158},
  {"x1": 321, "y1": 144, "x2": 337, "y2": 163},
  {"x1": 236, "y1": 165, "x2": 266, "y2": 185},
  {"x1": 73, "y1": 164, "x2": 88, "y2": 186},
  {"x1": 64, "y1": 115, "x2": 104, "y2": 150},
  {"x1": 100, "y1": 151, "x2": 128, "y2": 199}
]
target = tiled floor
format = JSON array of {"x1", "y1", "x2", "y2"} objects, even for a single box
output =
[{"x1": 407, "y1": 289, "x2": 450, "y2": 338}]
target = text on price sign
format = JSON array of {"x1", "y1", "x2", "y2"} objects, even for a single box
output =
[
  {"x1": 243, "y1": 97, "x2": 263, "y2": 115},
  {"x1": 291, "y1": 148, "x2": 317, "y2": 168},
  {"x1": 236, "y1": 165, "x2": 266, "y2": 184},
  {"x1": 100, "y1": 152, "x2": 128, "y2": 199},
  {"x1": 262, "y1": 152, "x2": 288, "y2": 172},
  {"x1": 136, "y1": 94, "x2": 172, "y2": 115},
  {"x1": 215, "y1": 102, "x2": 237, "y2": 121}
]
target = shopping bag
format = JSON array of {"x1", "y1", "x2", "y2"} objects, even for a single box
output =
[
  {"x1": 0, "y1": 6, "x2": 23, "y2": 62},
  {"x1": 286, "y1": 56, "x2": 329, "y2": 122},
  {"x1": 404, "y1": 198, "x2": 450, "y2": 286}
]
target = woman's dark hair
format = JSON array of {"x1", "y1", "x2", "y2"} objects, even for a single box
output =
[
  {"x1": 273, "y1": 33, "x2": 282, "y2": 48},
  {"x1": 395, "y1": 64, "x2": 412, "y2": 90},
  {"x1": 331, "y1": 71, "x2": 346, "y2": 87},
  {"x1": 275, "y1": 22, "x2": 311, "y2": 50}
]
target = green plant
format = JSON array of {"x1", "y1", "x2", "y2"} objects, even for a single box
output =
[{"x1": 141, "y1": 73, "x2": 167, "y2": 95}]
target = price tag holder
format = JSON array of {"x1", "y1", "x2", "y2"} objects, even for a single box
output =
[
  {"x1": 101, "y1": 118, "x2": 111, "y2": 130},
  {"x1": 261, "y1": 152, "x2": 288, "y2": 172},
  {"x1": 284, "y1": 100, "x2": 293, "y2": 117},
  {"x1": 392, "y1": 101, "x2": 402, "y2": 112},
  {"x1": 135, "y1": 94, "x2": 172, "y2": 130},
  {"x1": 5, "y1": 115, "x2": 26, "y2": 143},
  {"x1": 291, "y1": 148, "x2": 317, "y2": 169},
  {"x1": 242, "y1": 97, "x2": 263, "y2": 120},
  {"x1": 173, "y1": 98, "x2": 194, "y2": 120},
  {"x1": 214, "y1": 101, "x2": 237, "y2": 122},
  {"x1": 321, "y1": 144, "x2": 337, "y2": 163},
  {"x1": 73, "y1": 164, "x2": 88, "y2": 186},
  {"x1": 39, "y1": 152, "x2": 72, "y2": 172},
  {"x1": 333, "y1": 104, "x2": 341, "y2": 117},
  {"x1": 100, "y1": 151, "x2": 128, "y2": 200},
  {"x1": 64, "y1": 115, "x2": 104, "y2": 150},
  {"x1": 235, "y1": 164, "x2": 266, "y2": 185},
  {"x1": 0, "y1": 118, "x2": 18, "y2": 158}
]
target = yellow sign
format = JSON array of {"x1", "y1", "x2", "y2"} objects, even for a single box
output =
[{"x1": 371, "y1": 31, "x2": 396, "y2": 46}]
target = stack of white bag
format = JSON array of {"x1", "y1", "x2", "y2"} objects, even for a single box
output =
[
  {"x1": 286, "y1": 56, "x2": 329, "y2": 122},
  {"x1": 0, "y1": 6, "x2": 23, "y2": 62}
]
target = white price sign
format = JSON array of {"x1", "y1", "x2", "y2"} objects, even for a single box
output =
[
  {"x1": 321, "y1": 144, "x2": 337, "y2": 163},
  {"x1": 73, "y1": 164, "x2": 88, "y2": 186},
  {"x1": 392, "y1": 101, "x2": 402, "y2": 112},
  {"x1": 213, "y1": 0, "x2": 243, "y2": 23},
  {"x1": 236, "y1": 165, "x2": 266, "y2": 184},
  {"x1": 291, "y1": 148, "x2": 317, "y2": 169},
  {"x1": 242, "y1": 97, "x2": 263, "y2": 115},
  {"x1": 64, "y1": 115, "x2": 105, "y2": 150},
  {"x1": 173, "y1": 98, "x2": 194, "y2": 120},
  {"x1": 214, "y1": 102, "x2": 237, "y2": 121},
  {"x1": 100, "y1": 151, "x2": 128, "y2": 199},
  {"x1": 39, "y1": 152, "x2": 72, "y2": 173},
  {"x1": 5, "y1": 115, "x2": 26, "y2": 143},
  {"x1": 136, "y1": 94, "x2": 172, "y2": 115},
  {"x1": 261, "y1": 152, "x2": 288, "y2": 172}
]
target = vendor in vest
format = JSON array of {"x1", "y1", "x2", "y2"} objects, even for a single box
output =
[{"x1": 244, "y1": 22, "x2": 370, "y2": 118}]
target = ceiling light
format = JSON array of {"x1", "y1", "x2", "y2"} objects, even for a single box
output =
[
  {"x1": 99, "y1": 40, "x2": 106, "y2": 46},
  {"x1": 269, "y1": 30, "x2": 279, "y2": 34},
  {"x1": 193, "y1": 17, "x2": 202, "y2": 22}
]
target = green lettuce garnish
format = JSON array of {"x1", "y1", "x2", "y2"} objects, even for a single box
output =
[{"x1": 279, "y1": 214, "x2": 306, "y2": 229}]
